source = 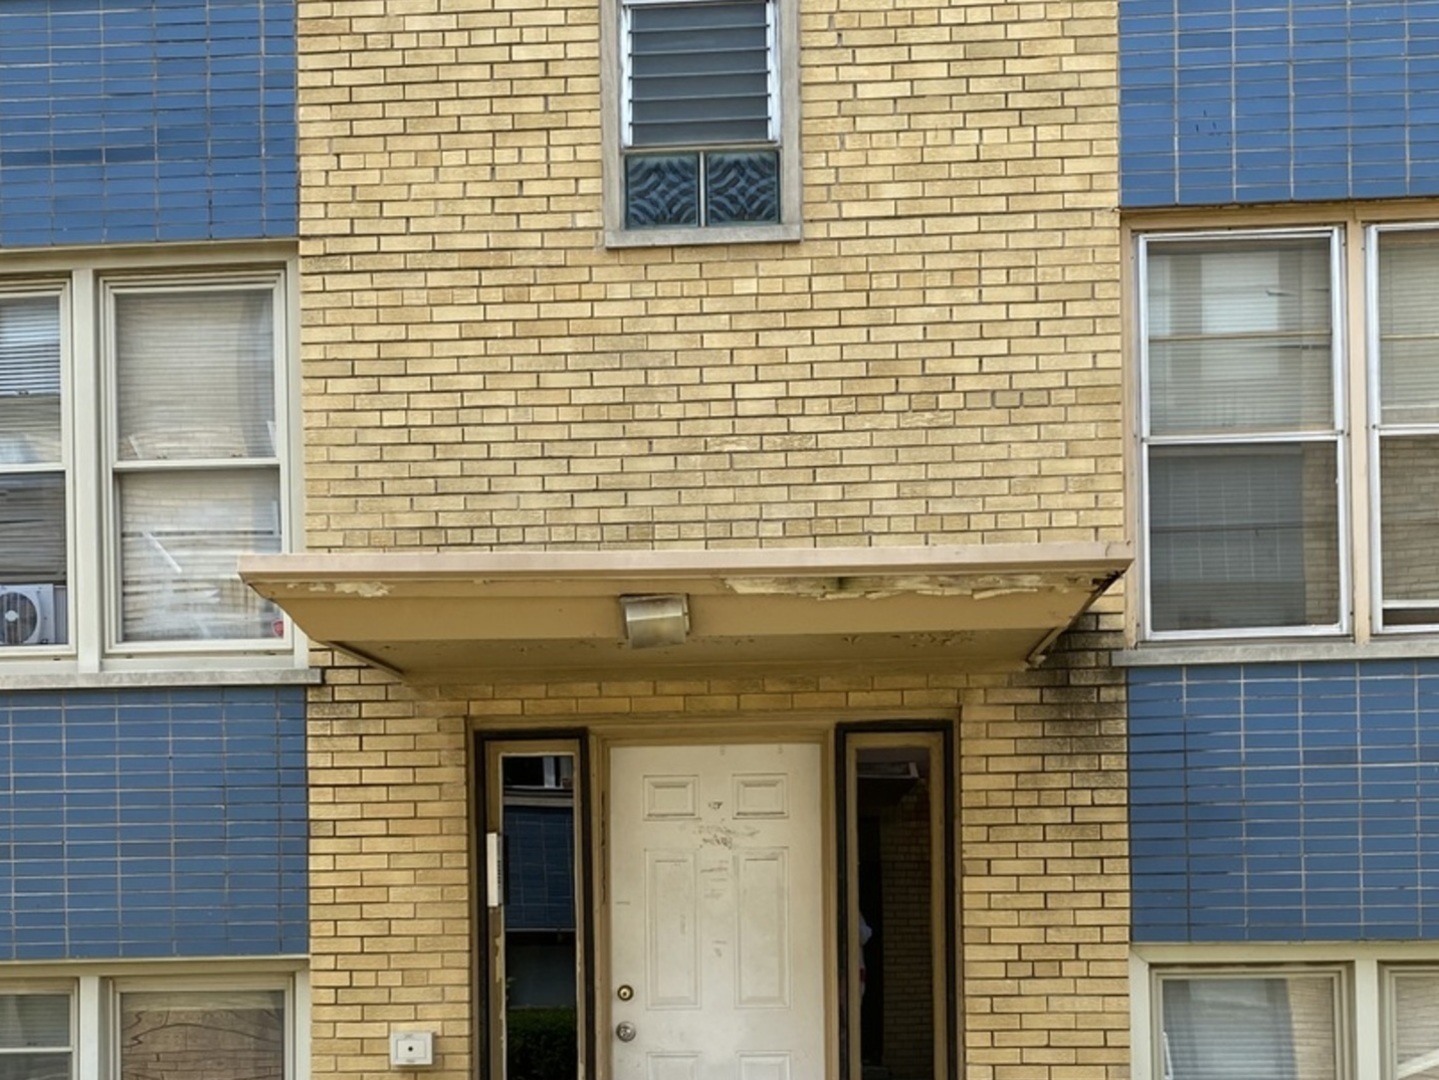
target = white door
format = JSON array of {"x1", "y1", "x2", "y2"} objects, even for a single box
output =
[{"x1": 609, "y1": 742, "x2": 825, "y2": 1080}]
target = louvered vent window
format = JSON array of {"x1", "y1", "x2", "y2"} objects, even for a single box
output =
[{"x1": 622, "y1": 0, "x2": 781, "y2": 228}]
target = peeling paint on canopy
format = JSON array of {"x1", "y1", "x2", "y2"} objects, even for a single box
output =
[{"x1": 241, "y1": 544, "x2": 1131, "y2": 682}]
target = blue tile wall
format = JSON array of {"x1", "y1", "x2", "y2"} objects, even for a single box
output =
[
  {"x1": 1131, "y1": 660, "x2": 1439, "y2": 942},
  {"x1": 0, "y1": 0, "x2": 296, "y2": 247},
  {"x1": 1121, "y1": 1, "x2": 1439, "y2": 207},
  {"x1": 0, "y1": 686, "x2": 307, "y2": 960},
  {"x1": 505, "y1": 804, "x2": 576, "y2": 932}
]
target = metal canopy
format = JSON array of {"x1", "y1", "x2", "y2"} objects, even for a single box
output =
[{"x1": 240, "y1": 543, "x2": 1130, "y2": 682}]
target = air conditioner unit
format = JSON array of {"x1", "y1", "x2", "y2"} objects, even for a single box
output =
[{"x1": 0, "y1": 584, "x2": 56, "y2": 647}]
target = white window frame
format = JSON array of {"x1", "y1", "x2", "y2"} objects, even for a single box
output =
[
  {"x1": 0, "y1": 964, "x2": 307, "y2": 1080},
  {"x1": 1134, "y1": 220, "x2": 1439, "y2": 647},
  {"x1": 1365, "y1": 222, "x2": 1439, "y2": 637},
  {"x1": 601, "y1": 0, "x2": 801, "y2": 246},
  {"x1": 1132, "y1": 946, "x2": 1439, "y2": 1080},
  {"x1": 0, "y1": 981, "x2": 77, "y2": 1079},
  {"x1": 1137, "y1": 226, "x2": 1351, "y2": 643},
  {"x1": 109, "y1": 973, "x2": 301, "y2": 1080},
  {"x1": 0, "y1": 247, "x2": 304, "y2": 678}
]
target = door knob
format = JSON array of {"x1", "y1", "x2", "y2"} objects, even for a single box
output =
[{"x1": 616, "y1": 1021, "x2": 637, "y2": 1042}]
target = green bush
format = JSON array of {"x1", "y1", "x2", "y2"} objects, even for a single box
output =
[{"x1": 507, "y1": 1007, "x2": 578, "y2": 1080}]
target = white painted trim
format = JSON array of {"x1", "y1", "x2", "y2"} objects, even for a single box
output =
[
  {"x1": 1129, "y1": 955, "x2": 1156, "y2": 1080},
  {"x1": 1366, "y1": 222, "x2": 1439, "y2": 636},
  {"x1": 293, "y1": 969, "x2": 311, "y2": 1080},
  {"x1": 1133, "y1": 218, "x2": 1439, "y2": 647},
  {"x1": 72, "y1": 271, "x2": 101, "y2": 673},
  {"x1": 1115, "y1": 636, "x2": 1439, "y2": 666},
  {"x1": 1135, "y1": 225, "x2": 1351, "y2": 642},
  {"x1": 1132, "y1": 943, "x2": 1439, "y2": 1080},
  {"x1": 77, "y1": 976, "x2": 101, "y2": 1080},
  {"x1": 0, "y1": 962, "x2": 308, "y2": 1080},
  {"x1": 0, "y1": 251, "x2": 304, "y2": 674}
]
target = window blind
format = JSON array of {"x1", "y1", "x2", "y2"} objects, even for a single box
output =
[
  {"x1": 1161, "y1": 976, "x2": 1338, "y2": 1080},
  {"x1": 1377, "y1": 230, "x2": 1439, "y2": 426},
  {"x1": 628, "y1": 0, "x2": 772, "y2": 147},
  {"x1": 0, "y1": 296, "x2": 62, "y2": 467},
  {"x1": 0, "y1": 296, "x2": 61, "y2": 397},
  {"x1": 114, "y1": 289, "x2": 276, "y2": 462},
  {"x1": 1146, "y1": 238, "x2": 1335, "y2": 437}
]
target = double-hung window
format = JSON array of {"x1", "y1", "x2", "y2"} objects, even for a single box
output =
[
  {"x1": 0, "y1": 260, "x2": 293, "y2": 667},
  {"x1": 604, "y1": 0, "x2": 800, "y2": 244},
  {"x1": 1136, "y1": 223, "x2": 1439, "y2": 641},
  {"x1": 1141, "y1": 960, "x2": 1439, "y2": 1080},
  {"x1": 0, "y1": 991, "x2": 71, "y2": 1080},
  {"x1": 1371, "y1": 227, "x2": 1439, "y2": 629},
  {"x1": 1155, "y1": 968, "x2": 1342, "y2": 1080},
  {"x1": 0, "y1": 971, "x2": 302, "y2": 1080}
]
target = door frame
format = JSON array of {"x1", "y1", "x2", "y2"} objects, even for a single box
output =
[
  {"x1": 474, "y1": 720, "x2": 956, "y2": 1080},
  {"x1": 835, "y1": 721, "x2": 959, "y2": 1080},
  {"x1": 474, "y1": 730, "x2": 597, "y2": 1080}
]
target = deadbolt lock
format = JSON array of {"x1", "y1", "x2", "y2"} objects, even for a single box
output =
[{"x1": 616, "y1": 984, "x2": 634, "y2": 1001}]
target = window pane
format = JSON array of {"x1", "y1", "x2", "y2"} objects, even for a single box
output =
[
  {"x1": 500, "y1": 754, "x2": 580, "y2": 1080},
  {"x1": 0, "y1": 994, "x2": 69, "y2": 1048},
  {"x1": 629, "y1": 0, "x2": 771, "y2": 147},
  {"x1": 1146, "y1": 237, "x2": 1335, "y2": 436},
  {"x1": 705, "y1": 150, "x2": 779, "y2": 224},
  {"x1": 0, "y1": 993, "x2": 71, "y2": 1080},
  {"x1": 1160, "y1": 975, "x2": 1338, "y2": 1080},
  {"x1": 0, "y1": 296, "x2": 62, "y2": 466},
  {"x1": 0, "y1": 1056, "x2": 70, "y2": 1080},
  {"x1": 1392, "y1": 971, "x2": 1439, "y2": 1080},
  {"x1": 1377, "y1": 230, "x2": 1439, "y2": 425},
  {"x1": 848, "y1": 744, "x2": 941, "y2": 1080},
  {"x1": 118, "y1": 469, "x2": 282, "y2": 643},
  {"x1": 0, "y1": 474, "x2": 67, "y2": 648},
  {"x1": 120, "y1": 990, "x2": 283, "y2": 1080},
  {"x1": 1379, "y1": 435, "x2": 1439, "y2": 624},
  {"x1": 1148, "y1": 444, "x2": 1340, "y2": 632},
  {"x1": 626, "y1": 153, "x2": 700, "y2": 227},
  {"x1": 114, "y1": 288, "x2": 276, "y2": 462}
]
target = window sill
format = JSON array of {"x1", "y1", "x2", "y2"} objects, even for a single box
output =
[
  {"x1": 0, "y1": 665, "x2": 321, "y2": 690},
  {"x1": 604, "y1": 221, "x2": 802, "y2": 248},
  {"x1": 1116, "y1": 635, "x2": 1439, "y2": 667}
]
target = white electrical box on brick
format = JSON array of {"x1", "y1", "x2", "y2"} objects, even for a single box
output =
[{"x1": 390, "y1": 1031, "x2": 434, "y2": 1068}]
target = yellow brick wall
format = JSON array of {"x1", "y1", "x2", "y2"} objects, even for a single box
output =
[
  {"x1": 296, "y1": 0, "x2": 1126, "y2": 1077},
  {"x1": 305, "y1": 616, "x2": 1129, "y2": 1080},
  {"x1": 295, "y1": 0, "x2": 1122, "y2": 551}
]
